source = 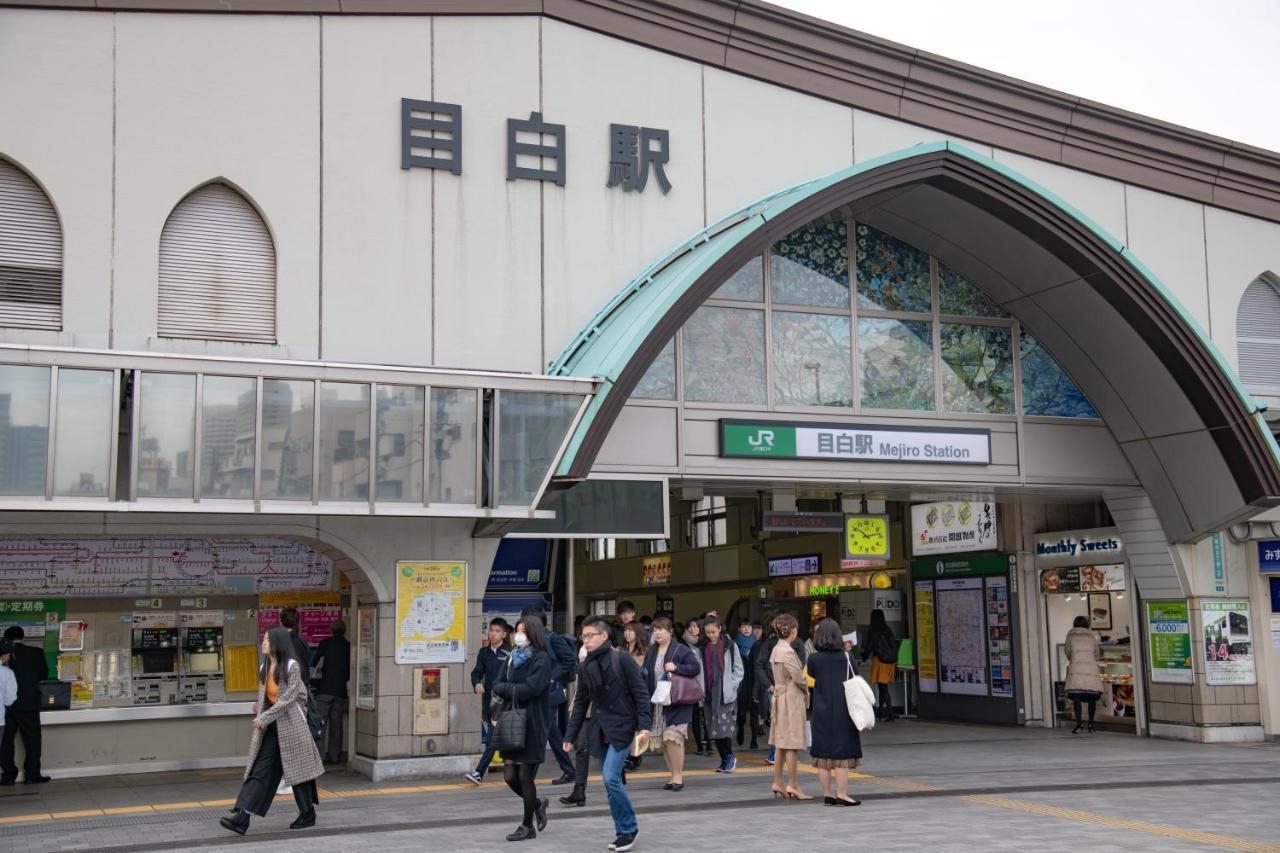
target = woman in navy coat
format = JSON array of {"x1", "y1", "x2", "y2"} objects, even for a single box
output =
[
  {"x1": 807, "y1": 618, "x2": 863, "y2": 806},
  {"x1": 641, "y1": 616, "x2": 702, "y2": 790},
  {"x1": 492, "y1": 615, "x2": 553, "y2": 840}
]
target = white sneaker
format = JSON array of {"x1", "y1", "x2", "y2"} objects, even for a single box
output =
[{"x1": 611, "y1": 833, "x2": 637, "y2": 852}]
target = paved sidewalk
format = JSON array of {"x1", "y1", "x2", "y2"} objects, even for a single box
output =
[{"x1": 1, "y1": 721, "x2": 1277, "y2": 852}]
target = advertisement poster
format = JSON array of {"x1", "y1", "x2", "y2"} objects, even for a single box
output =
[
  {"x1": 300, "y1": 607, "x2": 343, "y2": 644},
  {"x1": 257, "y1": 591, "x2": 340, "y2": 643},
  {"x1": 1146, "y1": 600, "x2": 1194, "y2": 684},
  {"x1": 910, "y1": 501, "x2": 998, "y2": 556},
  {"x1": 395, "y1": 561, "x2": 467, "y2": 664},
  {"x1": 936, "y1": 577, "x2": 987, "y2": 695},
  {"x1": 356, "y1": 604, "x2": 377, "y2": 710},
  {"x1": 642, "y1": 555, "x2": 671, "y2": 587},
  {"x1": 914, "y1": 581, "x2": 938, "y2": 692},
  {"x1": 985, "y1": 577, "x2": 1013, "y2": 697},
  {"x1": 1202, "y1": 601, "x2": 1255, "y2": 686},
  {"x1": 224, "y1": 646, "x2": 260, "y2": 693},
  {"x1": 58, "y1": 620, "x2": 85, "y2": 651}
]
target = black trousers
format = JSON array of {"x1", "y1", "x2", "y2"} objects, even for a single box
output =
[
  {"x1": 572, "y1": 720, "x2": 595, "y2": 786},
  {"x1": 0, "y1": 709, "x2": 41, "y2": 780},
  {"x1": 691, "y1": 702, "x2": 707, "y2": 747},
  {"x1": 233, "y1": 722, "x2": 319, "y2": 818},
  {"x1": 546, "y1": 701, "x2": 574, "y2": 775}
]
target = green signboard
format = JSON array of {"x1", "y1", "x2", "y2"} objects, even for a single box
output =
[
  {"x1": 719, "y1": 419, "x2": 991, "y2": 464},
  {"x1": 0, "y1": 598, "x2": 68, "y2": 675},
  {"x1": 1145, "y1": 600, "x2": 1193, "y2": 684},
  {"x1": 911, "y1": 554, "x2": 1012, "y2": 579}
]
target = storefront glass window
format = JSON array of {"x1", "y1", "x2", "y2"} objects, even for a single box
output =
[
  {"x1": 858, "y1": 318, "x2": 934, "y2": 410},
  {"x1": 1020, "y1": 330, "x2": 1099, "y2": 418},
  {"x1": 137, "y1": 373, "x2": 195, "y2": 498},
  {"x1": 429, "y1": 387, "x2": 478, "y2": 504},
  {"x1": 855, "y1": 224, "x2": 931, "y2": 312},
  {"x1": 376, "y1": 385, "x2": 425, "y2": 502},
  {"x1": 201, "y1": 375, "x2": 255, "y2": 499},
  {"x1": 772, "y1": 311, "x2": 852, "y2": 407},
  {"x1": 940, "y1": 324, "x2": 1015, "y2": 414},
  {"x1": 713, "y1": 256, "x2": 764, "y2": 302},
  {"x1": 939, "y1": 264, "x2": 1007, "y2": 318},
  {"x1": 770, "y1": 222, "x2": 849, "y2": 308},
  {"x1": 0, "y1": 365, "x2": 49, "y2": 495},
  {"x1": 631, "y1": 338, "x2": 676, "y2": 401},
  {"x1": 318, "y1": 382, "x2": 370, "y2": 501},
  {"x1": 497, "y1": 391, "x2": 583, "y2": 506},
  {"x1": 683, "y1": 306, "x2": 767, "y2": 404},
  {"x1": 53, "y1": 369, "x2": 113, "y2": 497},
  {"x1": 261, "y1": 379, "x2": 314, "y2": 500}
]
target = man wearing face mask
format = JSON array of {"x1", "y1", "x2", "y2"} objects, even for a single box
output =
[
  {"x1": 564, "y1": 615, "x2": 651, "y2": 853},
  {"x1": 519, "y1": 606, "x2": 577, "y2": 784}
]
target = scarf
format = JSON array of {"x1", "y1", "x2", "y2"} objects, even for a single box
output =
[
  {"x1": 682, "y1": 628, "x2": 701, "y2": 648},
  {"x1": 735, "y1": 632, "x2": 756, "y2": 661},
  {"x1": 511, "y1": 645, "x2": 533, "y2": 669},
  {"x1": 702, "y1": 636, "x2": 724, "y2": 694}
]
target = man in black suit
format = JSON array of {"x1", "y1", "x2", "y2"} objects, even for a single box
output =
[
  {"x1": 311, "y1": 619, "x2": 351, "y2": 764},
  {"x1": 1, "y1": 626, "x2": 50, "y2": 785}
]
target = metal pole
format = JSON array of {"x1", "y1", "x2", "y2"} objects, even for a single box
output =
[{"x1": 566, "y1": 541, "x2": 576, "y2": 639}]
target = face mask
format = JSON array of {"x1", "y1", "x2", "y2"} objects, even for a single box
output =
[
  {"x1": 514, "y1": 632, "x2": 529, "y2": 648},
  {"x1": 578, "y1": 645, "x2": 588, "y2": 662}
]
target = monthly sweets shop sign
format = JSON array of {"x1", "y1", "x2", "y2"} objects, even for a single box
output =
[{"x1": 720, "y1": 420, "x2": 990, "y2": 464}]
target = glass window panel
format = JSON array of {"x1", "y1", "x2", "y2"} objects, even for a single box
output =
[
  {"x1": 771, "y1": 311, "x2": 852, "y2": 407},
  {"x1": 712, "y1": 256, "x2": 764, "y2": 302},
  {"x1": 137, "y1": 373, "x2": 195, "y2": 498},
  {"x1": 858, "y1": 318, "x2": 934, "y2": 410},
  {"x1": 0, "y1": 365, "x2": 49, "y2": 496},
  {"x1": 201, "y1": 375, "x2": 256, "y2": 500},
  {"x1": 53, "y1": 369, "x2": 113, "y2": 497},
  {"x1": 429, "y1": 388, "x2": 478, "y2": 504},
  {"x1": 1020, "y1": 330, "x2": 1099, "y2": 418},
  {"x1": 939, "y1": 264, "x2": 1008, "y2": 318},
  {"x1": 261, "y1": 379, "x2": 314, "y2": 500},
  {"x1": 498, "y1": 392, "x2": 583, "y2": 506},
  {"x1": 770, "y1": 221, "x2": 849, "y2": 307},
  {"x1": 376, "y1": 385, "x2": 425, "y2": 502},
  {"x1": 683, "y1": 306, "x2": 767, "y2": 404},
  {"x1": 940, "y1": 324, "x2": 1015, "y2": 414},
  {"x1": 855, "y1": 223, "x2": 931, "y2": 313},
  {"x1": 319, "y1": 382, "x2": 370, "y2": 501},
  {"x1": 632, "y1": 339, "x2": 676, "y2": 401}
]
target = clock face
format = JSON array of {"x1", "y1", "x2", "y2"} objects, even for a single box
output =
[{"x1": 846, "y1": 515, "x2": 889, "y2": 558}]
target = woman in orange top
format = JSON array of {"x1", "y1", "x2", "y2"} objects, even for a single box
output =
[{"x1": 221, "y1": 626, "x2": 325, "y2": 836}]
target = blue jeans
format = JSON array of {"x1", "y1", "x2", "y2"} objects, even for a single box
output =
[
  {"x1": 597, "y1": 742, "x2": 637, "y2": 836},
  {"x1": 474, "y1": 718, "x2": 496, "y2": 776}
]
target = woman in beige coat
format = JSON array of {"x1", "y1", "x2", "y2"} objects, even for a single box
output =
[
  {"x1": 768, "y1": 613, "x2": 811, "y2": 800},
  {"x1": 1064, "y1": 616, "x2": 1105, "y2": 734},
  {"x1": 220, "y1": 626, "x2": 325, "y2": 835}
]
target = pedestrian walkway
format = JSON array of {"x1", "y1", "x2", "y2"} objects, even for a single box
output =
[{"x1": 1, "y1": 721, "x2": 1277, "y2": 852}]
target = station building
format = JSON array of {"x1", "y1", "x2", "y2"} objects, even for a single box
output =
[{"x1": 0, "y1": 0, "x2": 1279, "y2": 779}]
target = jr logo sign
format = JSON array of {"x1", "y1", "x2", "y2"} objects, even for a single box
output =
[
  {"x1": 747, "y1": 429, "x2": 774, "y2": 448},
  {"x1": 721, "y1": 423, "x2": 797, "y2": 457}
]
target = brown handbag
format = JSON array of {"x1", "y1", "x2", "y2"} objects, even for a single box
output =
[{"x1": 668, "y1": 672, "x2": 704, "y2": 705}]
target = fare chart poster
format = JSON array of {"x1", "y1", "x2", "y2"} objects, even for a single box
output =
[{"x1": 395, "y1": 561, "x2": 467, "y2": 664}]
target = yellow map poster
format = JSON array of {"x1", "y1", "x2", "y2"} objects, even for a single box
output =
[
  {"x1": 914, "y1": 580, "x2": 938, "y2": 692},
  {"x1": 396, "y1": 561, "x2": 468, "y2": 664}
]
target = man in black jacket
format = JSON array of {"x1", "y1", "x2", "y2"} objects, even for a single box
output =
[
  {"x1": 0, "y1": 626, "x2": 50, "y2": 785},
  {"x1": 464, "y1": 618, "x2": 511, "y2": 785},
  {"x1": 520, "y1": 605, "x2": 576, "y2": 783},
  {"x1": 311, "y1": 619, "x2": 351, "y2": 764},
  {"x1": 563, "y1": 615, "x2": 651, "y2": 853}
]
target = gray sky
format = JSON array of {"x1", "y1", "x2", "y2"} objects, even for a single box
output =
[{"x1": 772, "y1": 0, "x2": 1280, "y2": 154}]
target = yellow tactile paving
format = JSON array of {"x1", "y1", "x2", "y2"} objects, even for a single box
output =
[
  {"x1": 102, "y1": 805, "x2": 156, "y2": 816},
  {"x1": 50, "y1": 809, "x2": 105, "y2": 819},
  {"x1": 0, "y1": 813, "x2": 52, "y2": 825}
]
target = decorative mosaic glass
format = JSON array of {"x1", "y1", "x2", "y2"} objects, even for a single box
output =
[
  {"x1": 770, "y1": 221, "x2": 849, "y2": 308},
  {"x1": 1020, "y1": 330, "x2": 1099, "y2": 418},
  {"x1": 940, "y1": 324, "x2": 1014, "y2": 414},
  {"x1": 683, "y1": 307, "x2": 767, "y2": 404},
  {"x1": 855, "y1": 224, "x2": 931, "y2": 313},
  {"x1": 857, "y1": 318, "x2": 934, "y2": 410},
  {"x1": 772, "y1": 311, "x2": 852, "y2": 407},
  {"x1": 939, "y1": 264, "x2": 1007, "y2": 318},
  {"x1": 713, "y1": 256, "x2": 764, "y2": 302},
  {"x1": 632, "y1": 338, "x2": 676, "y2": 401}
]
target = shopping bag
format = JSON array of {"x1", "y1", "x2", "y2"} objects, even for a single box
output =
[
  {"x1": 630, "y1": 730, "x2": 650, "y2": 757},
  {"x1": 804, "y1": 720, "x2": 812, "y2": 748},
  {"x1": 492, "y1": 705, "x2": 528, "y2": 752},
  {"x1": 669, "y1": 673, "x2": 704, "y2": 705},
  {"x1": 650, "y1": 678, "x2": 673, "y2": 706},
  {"x1": 843, "y1": 655, "x2": 877, "y2": 732}
]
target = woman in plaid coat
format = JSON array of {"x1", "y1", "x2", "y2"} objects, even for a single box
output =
[{"x1": 220, "y1": 626, "x2": 325, "y2": 835}]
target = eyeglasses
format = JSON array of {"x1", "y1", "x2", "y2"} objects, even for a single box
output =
[{"x1": 581, "y1": 630, "x2": 606, "y2": 640}]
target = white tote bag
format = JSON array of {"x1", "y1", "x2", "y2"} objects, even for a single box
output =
[
  {"x1": 650, "y1": 677, "x2": 673, "y2": 707},
  {"x1": 843, "y1": 656, "x2": 877, "y2": 732}
]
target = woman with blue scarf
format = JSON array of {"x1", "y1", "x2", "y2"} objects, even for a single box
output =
[
  {"x1": 734, "y1": 621, "x2": 760, "y2": 748},
  {"x1": 492, "y1": 615, "x2": 553, "y2": 842}
]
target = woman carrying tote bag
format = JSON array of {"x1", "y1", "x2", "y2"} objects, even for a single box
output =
[
  {"x1": 491, "y1": 616, "x2": 553, "y2": 842},
  {"x1": 807, "y1": 619, "x2": 863, "y2": 806},
  {"x1": 642, "y1": 617, "x2": 701, "y2": 791},
  {"x1": 220, "y1": 626, "x2": 324, "y2": 836}
]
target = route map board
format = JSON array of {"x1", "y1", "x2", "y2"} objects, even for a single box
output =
[{"x1": 0, "y1": 538, "x2": 334, "y2": 598}]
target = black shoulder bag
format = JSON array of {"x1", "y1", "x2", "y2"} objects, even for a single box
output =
[{"x1": 492, "y1": 658, "x2": 528, "y2": 753}]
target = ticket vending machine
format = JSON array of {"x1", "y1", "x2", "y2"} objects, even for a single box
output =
[
  {"x1": 179, "y1": 611, "x2": 226, "y2": 703},
  {"x1": 131, "y1": 614, "x2": 180, "y2": 705}
]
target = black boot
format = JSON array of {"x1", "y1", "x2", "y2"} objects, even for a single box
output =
[
  {"x1": 558, "y1": 783, "x2": 585, "y2": 806},
  {"x1": 219, "y1": 809, "x2": 250, "y2": 836},
  {"x1": 289, "y1": 807, "x2": 316, "y2": 830}
]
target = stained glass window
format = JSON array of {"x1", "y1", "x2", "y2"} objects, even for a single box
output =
[
  {"x1": 770, "y1": 222, "x2": 849, "y2": 308},
  {"x1": 1020, "y1": 330, "x2": 1098, "y2": 418},
  {"x1": 713, "y1": 256, "x2": 764, "y2": 302},
  {"x1": 632, "y1": 339, "x2": 676, "y2": 401},
  {"x1": 858, "y1": 318, "x2": 934, "y2": 410},
  {"x1": 940, "y1": 324, "x2": 1014, "y2": 414},
  {"x1": 939, "y1": 264, "x2": 1007, "y2": 318},
  {"x1": 772, "y1": 311, "x2": 852, "y2": 407},
  {"x1": 683, "y1": 306, "x2": 767, "y2": 404},
  {"x1": 855, "y1": 224, "x2": 931, "y2": 313}
]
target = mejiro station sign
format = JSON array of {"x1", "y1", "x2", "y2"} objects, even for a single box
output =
[{"x1": 719, "y1": 420, "x2": 990, "y2": 465}]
